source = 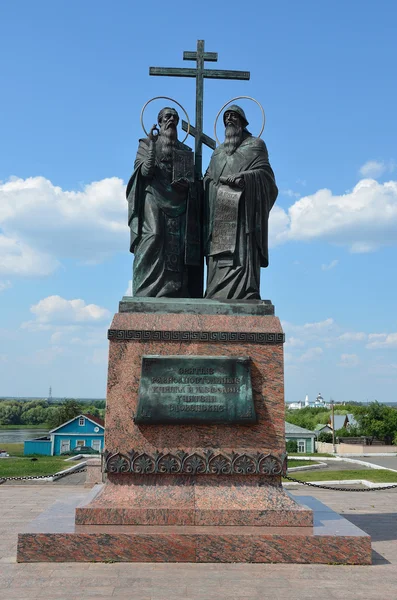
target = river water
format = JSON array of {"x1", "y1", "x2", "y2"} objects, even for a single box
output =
[{"x1": 0, "y1": 429, "x2": 49, "y2": 444}]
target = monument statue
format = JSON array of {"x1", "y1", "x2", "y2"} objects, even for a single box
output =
[
  {"x1": 126, "y1": 107, "x2": 200, "y2": 297},
  {"x1": 204, "y1": 105, "x2": 278, "y2": 300}
]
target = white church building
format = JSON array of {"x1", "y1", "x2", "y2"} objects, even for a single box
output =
[{"x1": 288, "y1": 392, "x2": 328, "y2": 410}]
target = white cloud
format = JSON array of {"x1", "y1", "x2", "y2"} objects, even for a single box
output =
[
  {"x1": 359, "y1": 160, "x2": 395, "y2": 178},
  {"x1": 321, "y1": 259, "x2": 338, "y2": 271},
  {"x1": 285, "y1": 336, "x2": 305, "y2": 348},
  {"x1": 0, "y1": 176, "x2": 127, "y2": 275},
  {"x1": 283, "y1": 318, "x2": 336, "y2": 348},
  {"x1": 0, "y1": 280, "x2": 12, "y2": 292},
  {"x1": 359, "y1": 160, "x2": 387, "y2": 178},
  {"x1": 297, "y1": 347, "x2": 323, "y2": 362},
  {"x1": 338, "y1": 332, "x2": 367, "y2": 342},
  {"x1": 366, "y1": 333, "x2": 397, "y2": 349},
  {"x1": 268, "y1": 205, "x2": 291, "y2": 247},
  {"x1": 0, "y1": 234, "x2": 59, "y2": 276},
  {"x1": 29, "y1": 295, "x2": 111, "y2": 324},
  {"x1": 270, "y1": 178, "x2": 397, "y2": 252},
  {"x1": 124, "y1": 280, "x2": 133, "y2": 296},
  {"x1": 338, "y1": 353, "x2": 360, "y2": 367},
  {"x1": 281, "y1": 189, "x2": 300, "y2": 198}
]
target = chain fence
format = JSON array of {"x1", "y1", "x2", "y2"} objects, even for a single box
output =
[
  {"x1": 1, "y1": 467, "x2": 397, "y2": 492},
  {"x1": 0, "y1": 465, "x2": 87, "y2": 485},
  {"x1": 283, "y1": 474, "x2": 397, "y2": 492}
]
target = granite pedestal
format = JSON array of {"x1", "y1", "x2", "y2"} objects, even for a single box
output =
[{"x1": 17, "y1": 298, "x2": 372, "y2": 564}]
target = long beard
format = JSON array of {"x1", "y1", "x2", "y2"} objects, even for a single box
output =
[
  {"x1": 158, "y1": 126, "x2": 177, "y2": 161},
  {"x1": 224, "y1": 123, "x2": 243, "y2": 155}
]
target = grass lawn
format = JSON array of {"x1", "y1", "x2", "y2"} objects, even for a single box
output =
[
  {"x1": 0, "y1": 456, "x2": 81, "y2": 478},
  {"x1": 288, "y1": 459, "x2": 319, "y2": 468},
  {"x1": 284, "y1": 469, "x2": 397, "y2": 483},
  {"x1": 0, "y1": 443, "x2": 24, "y2": 456},
  {"x1": 288, "y1": 453, "x2": 334, "y2": 458}
]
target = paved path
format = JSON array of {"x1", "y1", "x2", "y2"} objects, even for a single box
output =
[
  {"x1": 54, "y1": 470, "x2": 87, "y2": 485},
  {"x1": 1, "y1": 484, "x2": 397, "y2": 599},
  {"x1": 352, "y1": 456, "x2": 397, "y2": 471},
  {"x1": 313, "y1": 459, "x2": 368, "y2": 472}
]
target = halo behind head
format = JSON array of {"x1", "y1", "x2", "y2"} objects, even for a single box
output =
[
  {"x1": 214, "y1": 96, "x2": 265, "y2": 146},
  {"x1": 140, "y1": 96, "x2": 190, "y2": 144}
]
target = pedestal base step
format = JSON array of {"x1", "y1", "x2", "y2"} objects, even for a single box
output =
[
  {"x1": 75, "y1": 481, "x2": 313, "y2": 527},
  {"x1": 17, "y1": 488, "x2": 371, "y2": 565}
]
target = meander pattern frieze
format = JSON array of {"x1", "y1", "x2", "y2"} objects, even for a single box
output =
[
  {"x1": 107, "y1": 330, "x2": 285, "y2": 344},
  {"x1": 103, "y1": 449, "x2": 287, "y2": 476}
]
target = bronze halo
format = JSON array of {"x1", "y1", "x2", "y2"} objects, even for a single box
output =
[
  {"x1": 140, "y1": 96, "x2": 191, "y2": 144},
  {"x1": 213, "y1": 96, "x2": 265, "y2": 146}
]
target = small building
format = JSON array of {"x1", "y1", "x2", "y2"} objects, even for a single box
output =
[
  {"x1": 315, "y1": 423, "x2": 332, "y2": 435},
  {"x1": 24, "y1": 414, "x2": 104, "y2": 456},
  {"x1": 326, "y1": 413, "x2": 358, "y2": 431},
  {"x1": 285, "y1": 422, "x2": 317, "y2": 453}
]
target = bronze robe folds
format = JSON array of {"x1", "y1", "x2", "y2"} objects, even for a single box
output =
[
  {"x1": 126, "y1": 138, "x2": 200, "y2": 297},
  {"x1": 204, "y1": 135, "x2": 278, "y2": 300}
]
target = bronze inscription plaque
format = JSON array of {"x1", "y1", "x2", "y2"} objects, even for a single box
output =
[{"x1": 135, "y1": 355, "x2": 256, "y2": 425}]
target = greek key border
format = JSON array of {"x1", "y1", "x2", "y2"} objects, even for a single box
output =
[
  {"x1": 103, "y1": 449, "x2": 287, "y2": 476},
  {"x1": 108, "y1": 330, "x2": 285, "y2": 344}
]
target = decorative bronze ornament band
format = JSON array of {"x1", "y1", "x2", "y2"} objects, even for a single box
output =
[
  {"x1": 108, "y1": 330, "x2": 285, "y2": 344},
  {"x1": 103, "y1": 449, "x2": 287, "y2": 476}
]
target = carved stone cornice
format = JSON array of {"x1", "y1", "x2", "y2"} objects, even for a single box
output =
[
  {"x1": 103, "y1": 449, "x2": 287, "y2": 476},
  {"x1": 107, "y1": 330, "x2": 285, "y2": 344}
]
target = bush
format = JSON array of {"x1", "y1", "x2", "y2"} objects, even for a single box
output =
[
  {"x1": 317, "y1": 432, "x2": 333, "y2": 443},
  {"x1": 286, "y1": 440, "x2": 298, "y2": 453}
]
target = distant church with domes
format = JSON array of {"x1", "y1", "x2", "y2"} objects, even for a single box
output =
[{"x1": 288, "y1": 392, "x2": 329, "y2": 410}]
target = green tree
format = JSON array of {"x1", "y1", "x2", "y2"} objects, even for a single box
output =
[
  {"x1": 356, "y1": 401, "x2": 397, "y2": 444},
  {"x1": 47, "y1": 399, "x2": 83, "y2": 429},
  {"x1": 20, "y1": 406, "x2": 48, "y2": 425},
  {"x1": 0, "y1": 401, "x2": 23, "y2": 425},
  {"x1": 85, "y1": 406, "x2": 100, "y2": 417},
  {"x1": 286, "y1": 440, "x2": 298, "y2": 452}
]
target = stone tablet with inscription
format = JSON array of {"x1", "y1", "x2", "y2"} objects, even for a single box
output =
[
  {"x1": 135, "y1": 355, "x2": 256, "y2": 425},
  {"x1": 210, "y1": 185, "x2": 242, "y2": 257}
]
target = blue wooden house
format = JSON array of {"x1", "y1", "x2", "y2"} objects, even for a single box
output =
[{"x1": 24, "y1": 414, "x2": 105, "y2": 456}]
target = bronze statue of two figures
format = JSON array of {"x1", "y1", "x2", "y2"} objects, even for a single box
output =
[{"x1": 126, "y1": 105, "x2": 278, "y2": 300}]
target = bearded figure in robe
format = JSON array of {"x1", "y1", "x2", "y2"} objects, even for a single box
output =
[
  {"x1": 126, "y1": 107, "x2": 201, "y2": 297},
  {"x1": 203, "y1": 105, "x2": 278, "y2": 300}
]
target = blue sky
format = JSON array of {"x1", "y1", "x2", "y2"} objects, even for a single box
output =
[{"x1": 1, "y1": 0, "x2": 397, "y2": 402}]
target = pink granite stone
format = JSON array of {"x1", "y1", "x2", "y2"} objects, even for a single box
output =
[
  {"x1": 77, "y1": 309, "x2": 307, "y2": 531},
  {"x1": 76, "y1": 481, "x2": 313, "y2": 527},
  {"x1": 105, "y1": 311, "x2": 285, "y2": 465},
  {"x1": 17, "y1": 492, "x2": 371, "y2": 565}
]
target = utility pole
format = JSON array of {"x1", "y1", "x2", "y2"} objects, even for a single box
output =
[{"x1": 331, "y1": 399, "x2": 336, "y2": 453}]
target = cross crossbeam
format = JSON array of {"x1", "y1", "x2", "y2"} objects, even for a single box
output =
[
  {"x1": 149, "y1": 67, "x2": 250, "y2": 80},
  {"x1": 181, "y1": 120, "x2": 216, "y2": 150}
]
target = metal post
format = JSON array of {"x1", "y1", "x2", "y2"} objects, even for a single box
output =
[{"x1": 331, "y1": 400, "x2": 336, "y2": 453}]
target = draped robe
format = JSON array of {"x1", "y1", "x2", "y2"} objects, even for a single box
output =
[
  {"x1": 204, "y1": 134, "x2": 278, "y2": 300},
  {"x1": 126, "y1": 138, "x2": 200, "y2": 297}
]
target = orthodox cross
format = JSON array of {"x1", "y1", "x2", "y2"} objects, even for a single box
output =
[{"x1": 150, "y1": 39, "x2": 250, "y2": 179}]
